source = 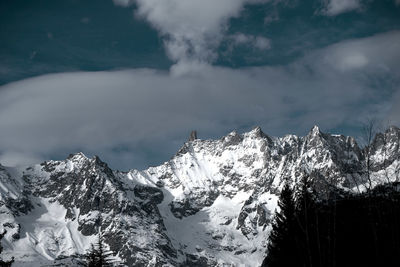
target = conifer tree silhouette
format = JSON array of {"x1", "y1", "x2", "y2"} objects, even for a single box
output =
[
  {"x1": 262, "y1": 182, "x2": 297, "y2": 267},
  {"x1": 84, "y1": 231, "x2": 116, "y2": 267}
]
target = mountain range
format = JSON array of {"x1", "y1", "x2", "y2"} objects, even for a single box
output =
[{"x1": 1, "y1": 125, "x2": 399, "y2": 266}]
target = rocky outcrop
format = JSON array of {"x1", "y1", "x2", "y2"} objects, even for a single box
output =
[{"x1": 189, "y1": 130, "x2": 198, "y2": 141}]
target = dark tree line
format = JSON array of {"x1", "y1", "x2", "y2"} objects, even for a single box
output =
[{"x1": 262, "y1": 177, "x2": 400, "y2": 267}]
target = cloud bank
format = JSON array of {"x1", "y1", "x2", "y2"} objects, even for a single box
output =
[{"x1": 0, "y1": 31, "x2": 399, "y2": 169}]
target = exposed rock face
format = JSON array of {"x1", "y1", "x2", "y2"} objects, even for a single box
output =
[
  {"x1": 189, "y1": 130, "x2": 198, "y2": 141},
  {"x1": 0, "y1": 126, "x2": 399, "y2": 266}
]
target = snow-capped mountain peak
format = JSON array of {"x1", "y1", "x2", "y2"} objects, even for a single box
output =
[{"x1": 1, "y1": 126, "x2": 399, "y2": 266}]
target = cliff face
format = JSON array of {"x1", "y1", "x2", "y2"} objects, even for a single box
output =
[{"x1": 1, "y1": 126, "x2": 399, "y2": 266}]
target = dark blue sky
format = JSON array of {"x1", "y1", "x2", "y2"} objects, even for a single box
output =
[
  {"x1": 0, "y1": 0, "x2": 170, "y2": 85},
  {"x1": 2, "y1": 0, "x2": 399, "y2": 83},
  {"x1": 0, "y1": 0, "x2": 399, "y2": 170}
]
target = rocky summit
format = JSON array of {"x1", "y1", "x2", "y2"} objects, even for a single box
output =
[{"x1": 0, "y1": 126, "x2": 399, "y2": 266}]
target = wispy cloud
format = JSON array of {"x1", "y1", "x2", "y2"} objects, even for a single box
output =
[
  {"x1": 321, "y1": 0, "x2": 362, "y2": 16},
  {"x1": 112, "y1": 0, "x2": 135, "y2": 7},
  {"x1": 231, "y1": 33, "x2": 271, "y2": 50}
]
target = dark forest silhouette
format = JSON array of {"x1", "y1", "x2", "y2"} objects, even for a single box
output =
[{"x1": 262, "y1": 176, "x2": 400, "y2": 267}]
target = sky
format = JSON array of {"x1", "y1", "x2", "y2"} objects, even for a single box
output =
[{"x1": 0, "y1": 0, "x2": 399, "y2": 170}]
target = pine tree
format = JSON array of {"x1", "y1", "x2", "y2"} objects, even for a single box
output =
[
  {"x1": 295, "y1": 174, "x2": 318, "y2": 267},
  {"x1": 0, "y1": 230, "x2": 14, "y2": 267},
  {"x1": 262, "y1": 182, "x2": 297, "y2": 267},
  {"x1": 86, "y1": 244, "x2": 98, "y2": 267},
  {"x1": 84, "y1": 231, "x2": 116, "y2": 267}
]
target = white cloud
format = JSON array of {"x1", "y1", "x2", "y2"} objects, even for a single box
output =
[
  {"x1": 319, "y1": 31, "x2": 400, "y2": 72},
  {"x1": 230, "y1": 33, "x2": 271, "y2": 50},
  {"x1": 133, "y1": 0, "x2": 269, "y2": 63},
  {"x1": 321, "y1": 0, "x2": 361, "y2": 16},
  {"x1": 232, "y1": 33, "x2": 251, "y2": 44},
  {"x1": 0, "y1": 151, "x2": 43, "y2": 168},
  {"x1": 339, "y1": 53, "x2": 368, "y2": 70},
  {"x1": 254, "y1": 36, "x2": 271, "y2": 50},
  {"x1": 264, "y1": 11, "x2": 279, "y2": 25},
  {"x1": 0, "y1": 31, "x2": 399, "y2": 169}
]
